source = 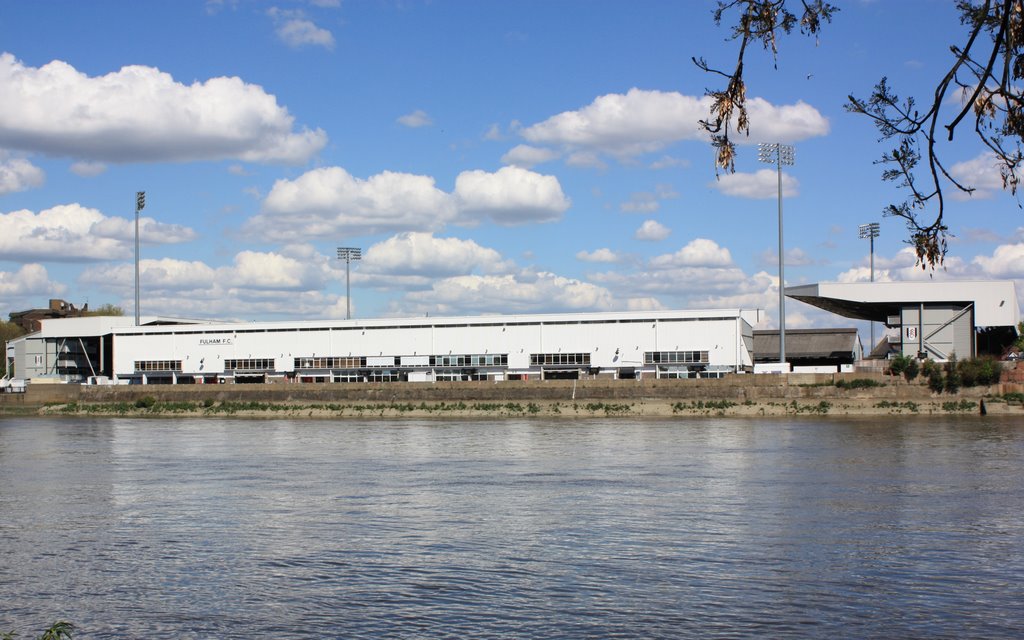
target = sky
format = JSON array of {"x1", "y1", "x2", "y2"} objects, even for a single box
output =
[{"x1": 1, "y1": 0, "x2": 1022, "y2": 339}]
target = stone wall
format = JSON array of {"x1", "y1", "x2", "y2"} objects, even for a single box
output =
[{"x1": 3, "y1": 369, "x2": 1017, "y2": 410}]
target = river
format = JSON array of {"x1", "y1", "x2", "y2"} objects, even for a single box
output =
[{"x1": 1, "y1": 416, "x2": 1022, "y2": 638}]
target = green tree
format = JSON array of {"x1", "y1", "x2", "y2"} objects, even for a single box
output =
[
  {"x1": 700, "y1": 0, "x2": 1024, "y2": 267},
  {"x1": 0, "y1": 320, "x2": 27, "y2": 378},
  {"x1": 887, "y1": 353, "x2": 910, "y2": 377},
  {"x1": 84, "y1": 303, "x2": 124, "y2": 316}
]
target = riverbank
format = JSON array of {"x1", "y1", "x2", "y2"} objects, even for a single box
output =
[{"x1": 4, "y1": 373, "x2": 1023, "y2": 418}]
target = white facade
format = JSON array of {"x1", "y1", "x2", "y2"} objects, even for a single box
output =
[{"x1": 11, "y1": 309, "x2": 761, "y2": 384}]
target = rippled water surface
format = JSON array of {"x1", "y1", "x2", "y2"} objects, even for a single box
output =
[{"x1": 2, "y1": 416, "x2": 1023, "y2": 638}]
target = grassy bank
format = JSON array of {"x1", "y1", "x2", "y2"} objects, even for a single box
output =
[
  {"x1": 22, "y1": 392, "x2": 1024, "y2": 418},
  {"x1": 4, "y1": 374, "x2": 1023, "y2": 419}
]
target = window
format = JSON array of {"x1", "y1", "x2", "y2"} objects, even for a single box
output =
[
  {"x1": 429, "y1": 354, "x2": 508, "y2": 367},
  {"x1": 225, "y1": 358, "x2": 274, "y2": 371},
  {"x1": 294, "y1": 356, "x2": 365, "y2": 369},
  {"x1": 367, "y1": 370, "x2": 400, "y2": 383},
  {"x1": 644, "y1": 351, "x2": 709, "y2": 365},
  {"x1": 530, "y1": 353, "x2": 591, "y2": 366},
  {"x1": 134, "y1": 360, "x2": 183, "y2": 372}
]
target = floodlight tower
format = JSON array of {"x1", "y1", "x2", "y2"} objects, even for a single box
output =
[
  {"x1": 337, "y1": 247, "x2": 362, "y2": 320},
  {"x1": 134, "y1": 191, "x2": 145, "y2": 326},
  {"x1": 859, "y1": 222, "x2": 881, "y2": 354},
  {"x1": 758, "y1": 143, "x2": 795, "y2": 367}
]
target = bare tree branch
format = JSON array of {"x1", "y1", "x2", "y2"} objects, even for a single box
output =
[{"x1": 700, "y1": 0, "x2": 1024, "y2": 268}]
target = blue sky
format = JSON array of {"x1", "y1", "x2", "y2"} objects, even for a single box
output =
[{"x1": 1, "y1": 1, "x2": 1021, "y2": 334}]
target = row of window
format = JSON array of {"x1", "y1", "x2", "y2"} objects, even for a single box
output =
[
  {"x1": 292, "y1": 354, "x2": 510, "y2": 369},
  {"x1": 294, "y1": 357, "x2": 365, "y2": 369},
  {"x1": 137, "y1": 352, "x2": 704, "y2": 373},
  {"x1": 135, "y1": 360, "x2": 183, "y2": 372},
  {"x1": 644, "y1": 351, "x2": 709, "y2": 365},
  {"x1": 225, "y1": 358, "x2": 275, "y2": 371},
  {"x1": 430, "y1": 354, "x2": 508, "y2": 367},
  {"x1": 530, "y1": 353, "x2": 592, "y2": 366}
]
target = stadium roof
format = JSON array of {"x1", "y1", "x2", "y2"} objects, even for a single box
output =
[{"x1": 785, "y1": 281, "x2": 1020, "y2": 328}]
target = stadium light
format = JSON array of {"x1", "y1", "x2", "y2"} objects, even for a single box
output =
[
  {"x1": 337, "y1": 247, "x2": 362, "y2": 320},
  {"x1": 859, "y1": 222, "x2": 881, "y2": 354},
  {"x1": 758, "y1": 143, "x2": 794, "y2": 367},
  {"x1": 135, "y1": 191, "x2": 145, "y2": 326}
]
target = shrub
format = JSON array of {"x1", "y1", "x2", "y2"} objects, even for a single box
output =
[
  {"x1": 134, "y1": 395, "x2": 156, "y2": 409},
  {"x1": 888, "y1": 354, "x2": 909, "y2": 377},
  {"x1": 904, "y1": 357, "x2": 920, "y2": 381},
  {"x1": 944, "y1": 357, "x2": 961, "y2": 394},
  {"x1": 835, "y1": 378, "x2": 882, "y2": 389}
]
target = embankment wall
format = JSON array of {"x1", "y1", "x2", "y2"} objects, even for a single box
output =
[{"x1": 4, "y1": 371, "x2": 1020, "y2": 409}]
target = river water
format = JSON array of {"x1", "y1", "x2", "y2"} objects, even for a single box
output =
[{"x1": 1, "y1": 416, "x2": 1022, "y2": 638}]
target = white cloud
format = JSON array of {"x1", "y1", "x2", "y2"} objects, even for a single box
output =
[
  {"x1": 592, "y1": 264, "x2": 751, "y2": 301},
  {"x1": 635, "y1": 220, "x2": 671, "y2": 241},
  {"x1": 250, "y1": 165, "x2": 571, "y2": 240},
  {"x1": 521, "y1": 88, "x2": 710, "y2": 158},
  {"x1": 268, "y1": 8, "x2": 335, "y2": 49},
  {"x1": 519, "y1": 88, "x2": 828, "y2": 164},
  {"x1": 650, "y1": 155, "x2": 689, "y2": 170},
  {"x1": 565, "y1": 151, "x2": 608, "y2": 170},
  {"x1": 252, "y1": 167, "x2": 456, "y2": 240},
  {"x1": 360, "y1": 232, "x2": 513, "y2": 288},
  {"x1": 77, "y1": 251, "x2": 346, "y2": 320},
  {"x1": 576, "y1": 248, "x2": 622, "y2": 263},
  {"x1": 972, "y1": 242, "x2": 1024, "y2": 277},
  {"x1": 650, "y1": 238, "x2": 733, "y2": 268},
  {"x1": 483, "y1": 123, "x2": 504, "y2": 141},
  {"x1": 836, "y1": 266, "x2": 894, "y2": 284},
  {"x1": 711, "y1": 168, "x2": 798, "y2": 199},
  {"x1": 501, "y1": 144, "x2": 560, "y2": 168},
  {"x1": 620, "y1": 192, "x2": 659, "y2": 213},
  {"x1": 220, "y1": 250, "x2": 334, "y2": 290},
  {"x1": 0, "y1": 204, "x2": 197, "y2": 262},
  {"x1": 398, "y1": 272, "x2": 616, "y2": 315},
  {"x1": 0, "y1": 52, "x2": 327, "y2": 164},
  {"x1": 453, "y1": 165, "x2": 570, "y2": 226},
  {"x1": 949, "y1": 151, "x2": 1005, "y2": 200},
  {"x1": 397, "y1": 109, "x2": 433, "y2": 128},
  {"x1": 756, "y1": 247, "x2": 818, "y2": 269},
  {"x1": 0, "y1": 264, "x2": 65, "y2": 298},
  {"x1": 620, "y1": 185, "x2": 676, "y2": 213},
  {"x1": 0, "y1": 153, "x2": 44, "y2": 194},
  {"x1": 835, "y1": 247, "x2": 979, "y2": 283},
  {"x1": 743, "y1": 98, "x2": 830, "y2": 143},
  {"x1": 69, "y1": 161, "x2": 107, "y2": 177}
]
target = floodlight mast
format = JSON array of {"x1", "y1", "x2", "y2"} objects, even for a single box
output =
[
  {"x1": 134, "y1": 191, "x2": 145, "y2": 326},
  {"x1": 337, "y1": 247, "x2": 362, "y2": 320},
  {"x1": 859, "y1": 222, "x2": 881, "y2": 354},
  {"x1": 758, "y1": 143, "x2": 794, "y2": 368}
]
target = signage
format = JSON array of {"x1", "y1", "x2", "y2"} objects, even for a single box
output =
[{"x1": 199, "y1": 337, "x2": 232, "y2": 346}]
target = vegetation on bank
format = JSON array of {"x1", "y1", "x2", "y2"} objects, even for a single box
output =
[
  {"x1": 25, "y1": 390, "x2": 1023, "y2": 418},
  {"x1": 887, "y1": 355, "x2": 1002, "y2": 393},
  {"x1": 44, "y1": 398, "x2": 646, "y2": 418}
]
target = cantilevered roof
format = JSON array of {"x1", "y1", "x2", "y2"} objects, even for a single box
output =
[{"x1": 786, "y1": 280, "x2": 1020, "y2": 328}]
